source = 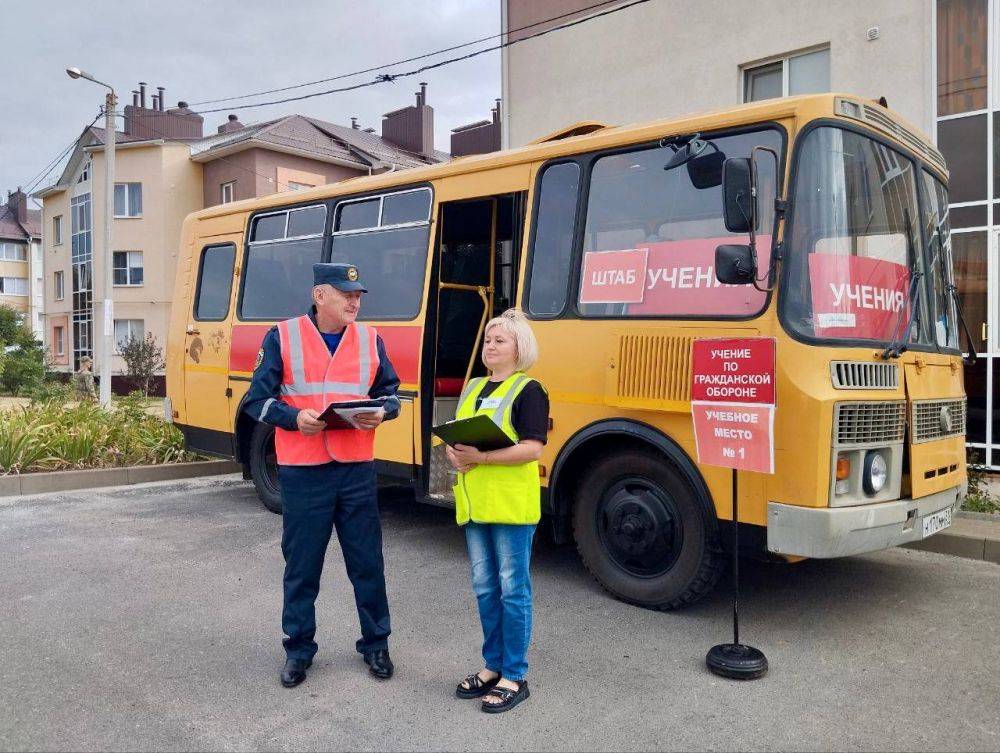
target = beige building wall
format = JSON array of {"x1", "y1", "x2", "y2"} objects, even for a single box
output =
[
  {"x1": 0, "y1": 256, "x2": 30, "y2": 314},
  {"x1": 40, "y1": 189, "x2": 71, "y2": 365},
  {"x1": 41, "y1": 142, "x2": 203, "y2": 379},
  {"x1": 502, "y1": 0, "x2": 933, "y2": 147},
  {"x1": 202, "y1": 148, "x2": 360, "y2": 207}
]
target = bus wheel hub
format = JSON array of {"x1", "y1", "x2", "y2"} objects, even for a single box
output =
[{"x1": 599, "y1": 480, "x2": 683, "y2": 576}]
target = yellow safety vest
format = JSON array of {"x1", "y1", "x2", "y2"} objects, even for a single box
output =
[{"x1": 452, "y1": 372, "x2": 542, "y2": 526}]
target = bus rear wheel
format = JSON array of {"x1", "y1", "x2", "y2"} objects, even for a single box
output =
[
  {"x1": 249, "y1": 422, "x2": 283, "y2": 514},
  {"x1": 572, "y1": 449, "x2": 723, "y2": 610}
]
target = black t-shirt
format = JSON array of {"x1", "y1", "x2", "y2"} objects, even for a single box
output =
[{"x1": 475, "y1": 379, "x2": 550, "y2": 444}]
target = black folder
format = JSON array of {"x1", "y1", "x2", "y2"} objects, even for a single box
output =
[{"x1": 431, "y1": 414, "x2": 516, "y2": 451}]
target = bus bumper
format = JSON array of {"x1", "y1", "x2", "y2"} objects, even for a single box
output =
[{"x1": 766, "y1": 484, "x2": 967, "y2": 559}]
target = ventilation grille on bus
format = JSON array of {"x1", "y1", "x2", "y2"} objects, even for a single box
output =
[
  {"x1": 835, "y1": 97, "x2": 947, "y2": 175},
  {"x1": 613, "y1": 333, "x2": 693, "y2": 405},
  {"x1": 830, "y1": 361, "x2": 899, "y2": 390},
  {"x1": 834, "y1": 401, "x2": 906, "y2": 446},
  {"x1": 911, "y1": 398, "x2": 967, "y2": 444}
]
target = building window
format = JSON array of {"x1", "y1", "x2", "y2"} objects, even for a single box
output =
[
  {"x1": 114, "y1": 319, "x2": 144, "y2": 352},
  {"x1": 743, "y1": 48, "x2": 830, "y2": 102},
  {"x1": 113, "y1": 183, "x2": 143, "y2": 217},
  {"x1": 287, "y1": 181, "x2": 315, "y2": 191},
  {"x1": 55, "y1": 270, "x2": 65, "y2": 300},
  {"x1": 0, "y1": 242, "x2": 27, "y2": 262},
  {"x1": 54, "y1": 326, "x2": 65, "y2": 357},
  {"x1": 113, "y1": 251, "x2": 144, "y2": 286},
  {"x1": 77, "y1": 160, "x2": 91, "y2": 184},
  {"x1": 938, "y1": 0, "x2": 988, "y2": 116},
  {"x1": 221, "y1": 181, "x2": 236, "y2": 204},
  {"x1": 0, "y1": 277, "x2": 29, "y2": 296},
  {"x1": 53, "y1": 215, "x2": 63, "y2": 245}
]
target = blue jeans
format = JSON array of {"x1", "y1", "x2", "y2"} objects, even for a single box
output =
[{"x1": 464, "y1": 522, "x2": 536, "y2": 681}]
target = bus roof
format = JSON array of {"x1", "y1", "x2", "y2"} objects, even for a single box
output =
[{"x1": 190, "y1": 93, "x2": 944, "y2": 223}]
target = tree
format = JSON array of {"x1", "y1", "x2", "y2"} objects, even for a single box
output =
[
  {"x1": 119, "y1": 332, "x2": 165, "y2": 396},
  {"x1": 0, "y1": 305, "x2": 44, "y2": 396}
]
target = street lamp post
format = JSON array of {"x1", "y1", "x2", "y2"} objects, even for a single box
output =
[{"x1": 67, "y1": 67, "x2": 116, "y2": 407}]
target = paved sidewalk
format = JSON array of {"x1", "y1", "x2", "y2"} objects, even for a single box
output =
[
  {"x1": 2, "y1": 476, "x2": 999, "y2": 752},
  {"x1": 907, "y1": 513, "x2": 1000, "y2": 563}
]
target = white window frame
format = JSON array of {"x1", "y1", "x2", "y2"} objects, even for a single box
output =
[
  {"x1": 287, "y1": 181, "x2": 314, "y2": 191},
  {"x1": 114, "y1": 319, "x2": 144, "y2": 353},
  {"x1": 221, "y1": 181, "x2": 236, "y2": 204},
  {"x1": 742, "y1": 45, "x2": 831, "y2": 103},
  {"x1": 54, "y1": 325, "x2": 65, "y2": 356},
  {"x1": 0, "y1": 276, "x2": 29, "y2": 296},
  {"x1": 53, "y1": 215, "x2": 63, "y2": 246},
  {"x1": 113, "y1": 182, "x2": 143, "y2": 218},
  {"x1": 112, "y1": 250, "x2": 144, "y2": 286},
  {"x1": 54, "y1": 270, "x2": 65, "y2": 300},
  {"x1": 0, "y1": 242, "x2": 28, "y2": 262}
]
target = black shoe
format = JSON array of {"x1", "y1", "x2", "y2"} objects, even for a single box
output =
[
  {"x1": 481, "y1": 680, "x2": 530, "y2": 714},
  {"x1": 281, "y1": 658, "x2": 311, "y2": 688},
  {"x1": 363, "y1": 648, "x2": 394, "y2": 679}
]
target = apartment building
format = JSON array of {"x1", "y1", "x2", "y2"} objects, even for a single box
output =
[
  {"x1": 0, "y1": 189, "x2": 43, "y2": 340},
  {"x1": 501, "y1": 0, "x2": 1000, "y2": 467},
  {"x1": 35, "y1": 84, "x2": 447, "y2": 393}
]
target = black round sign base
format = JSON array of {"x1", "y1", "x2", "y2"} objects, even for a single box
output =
[{"x1": 706, "y1": 643, "x2": 768, "y2": 680}]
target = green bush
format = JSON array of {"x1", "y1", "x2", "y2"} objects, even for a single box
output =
[
  {"x1": 0, "y1": 393, "x2": 194, "y2": 474},
  {"x1": 0, "y1": 305, "x2": 45, "y2": 396},
  {"x1": 964, "y1": 454, "x2": 1000, "y2": 515}
]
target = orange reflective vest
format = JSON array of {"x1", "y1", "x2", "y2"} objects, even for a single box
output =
[{"x1": 274, "y1": 316, "x2": 379, "y2": 465}]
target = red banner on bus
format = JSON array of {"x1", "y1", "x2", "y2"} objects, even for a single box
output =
[
  {"x1": 808, "y1": 254, "x2": 909, "y2": 340},
  {"x1": 579, "y1": 248, "x2": 649, "y2": 304}
]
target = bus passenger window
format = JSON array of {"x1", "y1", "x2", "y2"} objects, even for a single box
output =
[
  {"x1": 240, "y1": 206, "x2": 327, "y2": 321},
  {"x1": 576, "y1": 128, "x2": 781, "y2": 318},
  {"x1": 527, "y1": 162, "x2": 580, "y2": 317},
  {"x1": 330, "y1": 187, "x2": 433, "y2": 320},
  {"x1": 194, "y1": 244, "x2": 236, "y2": 321}
]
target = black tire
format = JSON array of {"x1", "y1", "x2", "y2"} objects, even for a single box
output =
[
  {"x1": 572, "y1": 449, "x2": 723, "y2": 610},
  {"x1": 249, "y1": 422, "x2": 283, "y2": 514}
]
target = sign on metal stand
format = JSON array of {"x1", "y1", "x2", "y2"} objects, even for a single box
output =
[{"x1": 691, "y1": 337, "x2": 775, "y2": 680}]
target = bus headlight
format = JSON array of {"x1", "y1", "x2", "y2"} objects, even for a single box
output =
[{"x1": 862, "y1": 451, "x2": 888, "y2": 496}]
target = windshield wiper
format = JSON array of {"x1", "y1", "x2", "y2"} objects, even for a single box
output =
[
  {"x1": 947, "y1": 282, "x2": 980, "y2": 366},
  {"x1": 880, "y1": 209, "x2": 922, "y2": 360},
  {"x1": 880, "y1": 270, "x2": 923, "y2": 360}
]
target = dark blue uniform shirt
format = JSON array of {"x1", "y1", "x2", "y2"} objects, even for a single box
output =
[{"x1": 243, "y1": 311, "x2": 401, "y2": 431}]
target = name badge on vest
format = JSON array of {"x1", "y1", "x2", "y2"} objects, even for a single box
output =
[{"x1": 479, "y1": 397, "x2": 503, "y2": 410}]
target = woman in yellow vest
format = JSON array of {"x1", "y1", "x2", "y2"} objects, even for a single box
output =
[{"x1": 447, "y1": 309, "x2": 549, "y2": 714}]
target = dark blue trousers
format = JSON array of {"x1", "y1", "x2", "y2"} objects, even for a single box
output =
[{"x1": 278, "y1": 461, "x2": 391, "y2": 661}]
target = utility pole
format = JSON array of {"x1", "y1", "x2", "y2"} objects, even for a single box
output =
[{"x1": 67, "y1": 67, "x2": 116, "y2": 407}]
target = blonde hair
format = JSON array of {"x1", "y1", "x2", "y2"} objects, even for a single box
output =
[{"x1": 481, "y1": 308, "x2": 539, "y2": 373}]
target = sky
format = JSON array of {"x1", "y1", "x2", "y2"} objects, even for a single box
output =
[{"x1": 0, "y1": 0, "x2": 501, "y2": 206}]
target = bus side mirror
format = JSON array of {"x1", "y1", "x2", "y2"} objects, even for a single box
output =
[
  {"x1": 722, "y1": 157, "x2": 756, "y2": 233},
  {"x1": 715, "y1": 244, "x2": 756, "y2": 285}
]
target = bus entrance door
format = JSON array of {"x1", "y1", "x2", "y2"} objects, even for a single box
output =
[{"x1": 427, "y1": 194, "x2": 525, "y2": 500}]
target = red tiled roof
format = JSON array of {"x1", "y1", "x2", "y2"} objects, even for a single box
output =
[{"x1": 0, "y1": 204, "x2": 40, "y2": 241}]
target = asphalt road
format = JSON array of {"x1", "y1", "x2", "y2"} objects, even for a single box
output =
[{"x1": 1, "y1": 476, "x2": 998, "y2": 752}]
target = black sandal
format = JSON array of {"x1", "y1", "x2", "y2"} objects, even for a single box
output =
[
  {"x1": 455, "y1": 671, "x2": 501, "y2": 699},
  {"x1": 481, "y1": 680, "x2": 529, "y2": 713}
]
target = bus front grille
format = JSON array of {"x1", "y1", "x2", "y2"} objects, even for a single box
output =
[
  {"x1": 834, "y1": 401, "x2": 906, "y2": 446},
  {"x1": 830, "y1": 361, "x2": 899, "y2": 390},
  {"x1": 911, "y1": 398, "x2": 967, "y2": 444}
]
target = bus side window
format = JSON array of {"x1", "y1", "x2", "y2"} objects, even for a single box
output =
[
  {"x1": 527, "y1": 162, "x2": 580, "y2": 317},
  {"x1": 194, "y1": 244, "x2": 236, "y2": 321}
]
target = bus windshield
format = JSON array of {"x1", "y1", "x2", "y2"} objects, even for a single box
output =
[{"x1": 783, "y1": 126, "x2": 932, "y2": 347}]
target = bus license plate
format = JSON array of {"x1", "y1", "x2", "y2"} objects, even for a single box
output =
[{"x1": 922, "y1": 508, "x2": 952, "y2": 538}]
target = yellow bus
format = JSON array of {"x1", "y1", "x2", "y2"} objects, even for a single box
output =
[{"x1": 167, "y1": 93, "x2": 969, "y2": 609}]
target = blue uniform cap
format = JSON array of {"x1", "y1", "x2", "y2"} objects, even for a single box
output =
[{"x1": 313, "y1": 263, "x2": 367, "y2": 293}]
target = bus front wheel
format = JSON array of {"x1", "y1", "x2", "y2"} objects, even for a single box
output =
[
  {"x1": 249, "y1": 422, "x2": 283, "y2": 514},
  {"x1": 572, "y1": 449, "x2": 723, "y2": 610}
]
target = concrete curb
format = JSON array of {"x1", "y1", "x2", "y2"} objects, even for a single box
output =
[
  {"x1": 904, "y1": 512, "x2": 1000, "y2": 564},
  {"x1": 0, "y1": 460, "x2": 242, "y2": 498}
]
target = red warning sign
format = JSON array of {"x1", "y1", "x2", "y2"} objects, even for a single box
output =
[{"x1": 691, "y1": 338, "x2": 776, "y2": 474}]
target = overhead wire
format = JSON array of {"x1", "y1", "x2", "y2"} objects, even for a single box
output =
[
  {"x1": 20, "y1": 111, "x2": 104, "y2": 196},
  {"x1": 189, "y1": 0, "x2": 631, "y2": 107},
  {"x1": 191, "y1": 0, "x2": 652, "y2": 115}
]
